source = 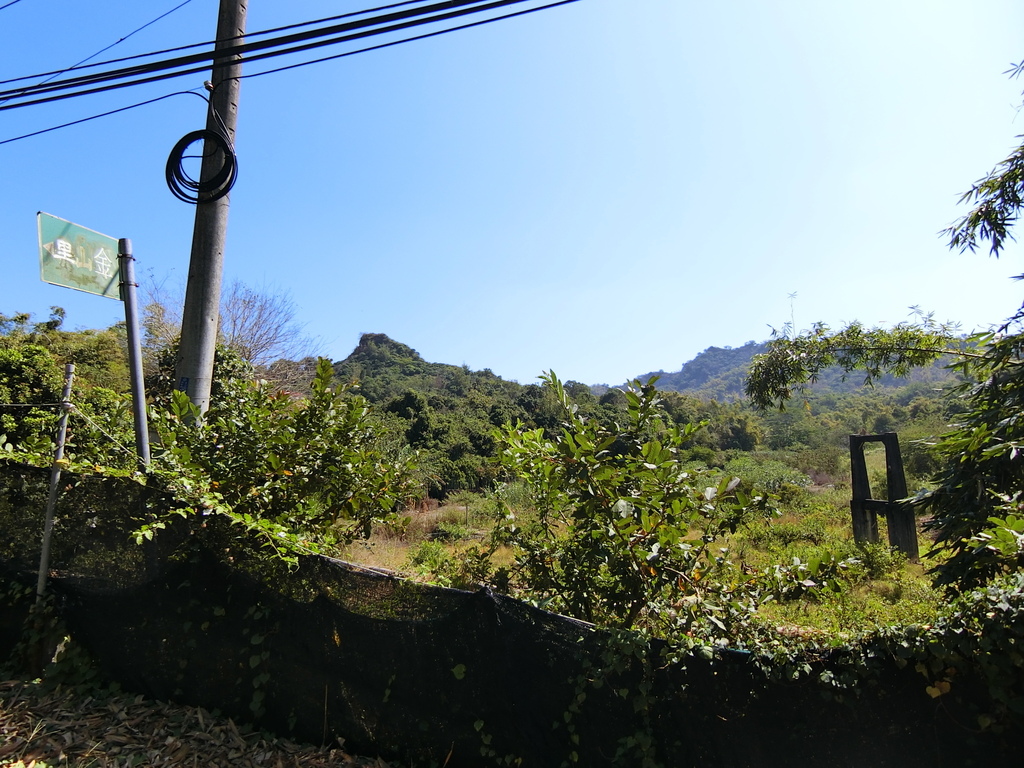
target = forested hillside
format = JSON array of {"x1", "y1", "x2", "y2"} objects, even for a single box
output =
[
  {"x1": 635, "y1": 340, "x2": 958, "y2": 401},
  {"x1": 332, "y1": 333, "x2": 612, "y2": 494},
  {"x1": 326, "y1": 331, "x2": 957, "y2": 495},
  {"x1": 634, "y1": 341, "x2": 767, "y2": 398}
]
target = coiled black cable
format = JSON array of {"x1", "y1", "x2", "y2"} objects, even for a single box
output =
[{"x1": 165, "y1": 128, "x2": 238, "y2": 204}]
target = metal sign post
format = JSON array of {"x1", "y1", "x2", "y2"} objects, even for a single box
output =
[
  {"x1": 36, "y1": 213, "x2": 150, "y2": 469},
  {"x1": 119, "y1": 239, "x2": 151, "y2": 468}
]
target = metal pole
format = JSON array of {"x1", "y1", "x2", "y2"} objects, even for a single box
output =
[
  {"x1": 36, "y1": 364, "x2": 74, "y2": 603},
  {"x1": 175, "y1": 0, "x2": 247, "y2": 413},
  {"x1": 119, "y1": 238, "x2": 151, "y2": 468}
]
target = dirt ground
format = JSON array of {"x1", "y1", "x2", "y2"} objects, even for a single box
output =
[{"x1": 0, "y1": 679, "x2": 398, "y2": 768}]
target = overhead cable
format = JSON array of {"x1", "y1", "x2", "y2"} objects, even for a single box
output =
[
  {"x1": 0, "y1": 0, "x2": 427, "y2": 88},
  {"x1": 0, "y1": 0, "x2": 495, "y2": 95},
  {"x1": 0, "y1": 0, "x2": 196, "y2": 107},
  {"x1": 243, "y1": 0, "x2": 578, "y2": 81},
  {"x1": 0, "y1": 91, "x2": 205, "y2": 147},
  {"x1": 0, "y1": 0, "x2": 578, "y2": 146},
  {"x1": 41, "y1": 1, "x2": 198, "y2": 83},
  {"x1": 0, "y1": 0, "x2": 556, "y2": 110}
]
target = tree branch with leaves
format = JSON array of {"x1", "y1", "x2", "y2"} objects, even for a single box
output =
[
  {"x1": 944, "y1": 62, "x2": 1024, "y2": 258},
  {"x1": 744, "y1": 315, "x2": 968, "y2": 411}
]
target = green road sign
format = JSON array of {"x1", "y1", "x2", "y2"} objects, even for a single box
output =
[{"x1": 37, "y1": 212, "x2": 121, "y2": 300}]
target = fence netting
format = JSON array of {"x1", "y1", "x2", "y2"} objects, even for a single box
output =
[{"x1": 0, "y1": 459, "x2": 1018, "y2": 766}]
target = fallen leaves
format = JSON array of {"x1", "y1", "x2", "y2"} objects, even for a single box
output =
[{"x1": 0, "y1": 680, "x2": 395, "y2": 767}]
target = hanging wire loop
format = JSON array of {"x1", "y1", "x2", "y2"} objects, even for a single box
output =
[{"x1": 165, "y1": 128, "x2": 237, "y2": 204}]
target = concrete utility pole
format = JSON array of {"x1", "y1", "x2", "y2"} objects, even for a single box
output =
[{"x1": 175, "y1": 0, "x2": 248, "y2": 413}]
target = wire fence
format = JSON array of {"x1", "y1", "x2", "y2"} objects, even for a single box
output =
[{"x1": 0, "y1": 396, "x2": 140, "y2": 461}]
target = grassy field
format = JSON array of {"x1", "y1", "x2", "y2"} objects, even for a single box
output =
[{"x1": 338, "y1": 470, "x2": 945, "y2": 639}]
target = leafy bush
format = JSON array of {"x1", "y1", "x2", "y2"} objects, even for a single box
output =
[
  {"x1": 407, "y1": 540, "x2": 493, "y2": 589},
  {"x1": 408, "y1": 540, "x2": 451, "y2": 573},
  {"x1": 758, "y1": 554, "x2": 852, "y2": 601},
  {"x1": 723, "y1": 455, "x2": 811, "y2": 493},
  {"x1": 143, "y1": 358, "x2": 419, "y2": 559},
  {"x1": 0, "y1": 344, "x2": 63, "y2": 448},
  {"x1": 745, "y1": 517, "x2": 828, "y2": 549},
  {"x1": 802, "y1": 488, "x2": 854, "y2": 525},
  {"x1": 900, "y1": 435, "x2": 941, "y2": 482},
  {"x1": 852, "y1": 542, "x2": 906, "y2": 581},
  {"x1": 492, "y1": 373, "x2": 773, "y2": 634},
  {"x1": 964, "y1": 511, "x2": 1024, "y2": 581},
  {"x1": 432, "y1": 521, "x2": 471, "y2": 542},
  {"x1": 493, "y1": 480, "x2": 533, "y2": 512},
  {"x1": 919, "y1": 326, "x2": 1024, "y2": 590}
]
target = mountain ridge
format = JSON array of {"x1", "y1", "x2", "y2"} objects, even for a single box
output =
[{"x1": 333, "y1": 332, "x2": 957, "y2": 404}]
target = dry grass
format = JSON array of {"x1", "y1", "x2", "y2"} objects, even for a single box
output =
[
  {"x1": 338, "y1": 505, "x2": 489, "y2": 574},
  {"x1": 0, "y1": 679, "x2": 397, "y2": 767},
  {"x1": 338, "y1": 538, "x2": 412, "y2": 574}
]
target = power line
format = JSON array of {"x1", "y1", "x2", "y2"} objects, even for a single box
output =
[
  {"x1": 0, "y1": 0, "x2": 462, "y2": 88},
  {"x1": 0, "y1": 0, "x2": 578, "y2": 145},
  {"x1": 0, "y1": 0, "x2": 561, "y2": 109},
  {"x1": 46, "y1": 1, "x2": 198, "y2": 82},
  {"x1": 243, "y1": 0, "x2": 578, "y2": 82},
  {"x1": 0, "y1": 91, "x2": 205, "y2": 147},
  {"x1": 0, "y1": 0, "x2": 26, "y2": 11},
  {"x1": 1, "y1": 0, "x2": 506, "y2": 101},
  {"x1": 0, "y1": 0, "x2": 196, "y2": 106}
]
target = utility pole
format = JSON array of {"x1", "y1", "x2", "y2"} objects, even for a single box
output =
[{"x1": 175, "y1": 0, "x2": 248, "y2": 413}]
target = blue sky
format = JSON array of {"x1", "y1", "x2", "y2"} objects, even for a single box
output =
[{"x1": 3, "y1": 0, "x2": 1024, "y2": 385}]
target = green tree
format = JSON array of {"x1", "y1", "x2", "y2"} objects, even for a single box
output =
[
  {"x1": 0, "y1": 315, "x2": 136, "y2": 468},
  {"x1": 744, "y1": 318, "x2": 962, "y2": 412},
  {"x1": 0, "y1": 308, "x2": 129, "y2": 392},
  {"x1": 0, "y1": 344, "x2": 63, "y2": 448},
  {"x1": 923, "y1": 322, "x2": 1024, "y2": 588}
]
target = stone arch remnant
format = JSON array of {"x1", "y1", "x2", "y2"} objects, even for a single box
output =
[{"x1": 849, "y1": 432, "x2": 919, "y2": 559}]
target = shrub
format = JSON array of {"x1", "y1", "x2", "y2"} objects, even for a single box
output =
[
  {"x1": 745, "y1": 517, "x2": 828, "y2": 549},
  {"x1": 408, "y1": 540, "x2": 451, "y2": 574},
  {"x1": 142, "y1": 359, "x2": 419, "y2": 560},
  {"x1": 723, "y1": 455, "x2": 811, "y2": 493},
  {"x1": 493, "y1": 373, "x2": 773, "y2": 634},
  {"x1": 432, "y1": 521, "x2": 471, "y2": 542},
  {"x1": 407, "y1": 541, "x2": 493, "y2": 589},
  {"x1": 851, "y1": 542, "x2": 906, "y2": 581}
]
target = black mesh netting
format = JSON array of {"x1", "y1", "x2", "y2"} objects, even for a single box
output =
[{"x1": 1, "y1": 459, "x2": 1020, "y2": 766}]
